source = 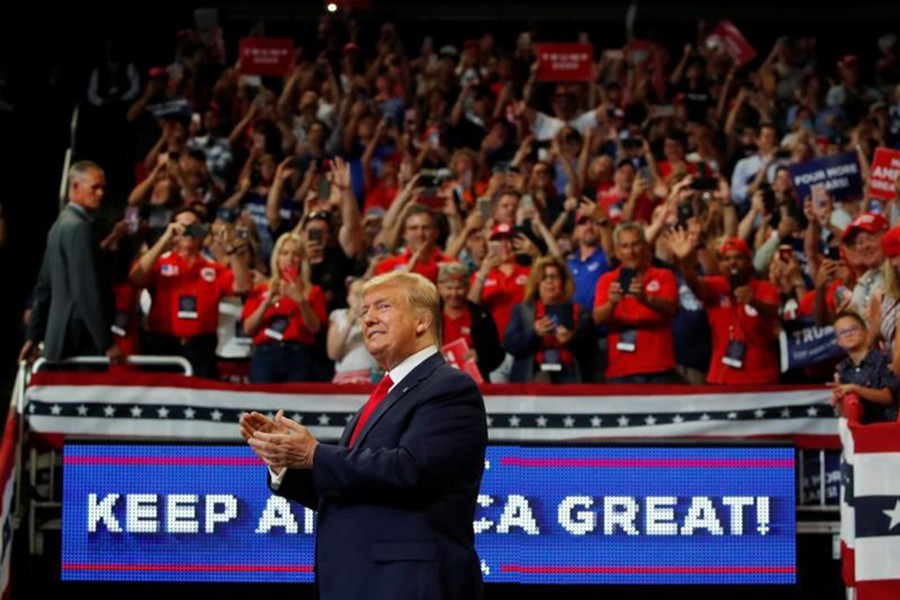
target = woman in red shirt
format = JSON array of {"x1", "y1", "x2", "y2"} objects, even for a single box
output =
[{"x1": 241, "y1": 232, "x2": 327, "y2": 383}]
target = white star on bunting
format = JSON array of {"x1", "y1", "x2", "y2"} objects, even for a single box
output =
[
  {"x1": 535, "y1": 415, "x2": 548, "y2": 427},
  {"x1": 103, "y1": 405, "x2": 115, "y2": 417},
  {"x1": 590, "y1": 416, "x2": 602, "y2": 427},
  {"x1": 184, "y1": 407, "x2": 196, "y2": 419},
  {"x1": 508, "y1": 416, "x2": 521, "y2": 428},
  {"x1": 884, "y1": 500, "x2": 900, "y2": 531},
  {"x1": 754, "y1": 409, "x2": 765, "y2": 419},
  {"x1": 644, "y1": 415, "x2": 657, "y2": 426},
  {"x1": 157, "y1": 407, "x2": 169, "y2": 419},
  {"x1": 672, "y1": 415, "x2": 684, "y2": 424},
  {"x1": 617, "y1": 415, "x2": 629, "y2": 427},
  {"x1": 130, "y1": 406, "x2": 143, "y2": 418},
  {"x1": 50, "y1": 404, "x2": 62, "y2": 415},
  {"x1": 318, "y1": 414, "x2": 331, "y2": 426},
  {"x1": 211, "y1": 409, "x2": 223, "y2": 421},
  {"x1": 77, "y1": 404, "x2": 88, "y2": 416},
  {"x1": 563, "y1": 416, "x2": 575, "y2": 428},
  {"x1": 781, "y1": 408, "x2": 791, "y2": 418},
  {"x1": 807, "y1": 406, "x2": 819, "y2": 417}
]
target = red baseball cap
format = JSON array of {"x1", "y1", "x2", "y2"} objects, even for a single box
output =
[
  {"x1": 841, "y1": 213, "x2": 889, "y2": 243},
  {"x1": 490, "y1": 223, "x2": 515, "y2": 239},
  {"x1": 718, "y1": 237, "x2": 751, "y2": 258},
  {"x1": 882, "y1": 226, "x2": 900, "y2": 258}
]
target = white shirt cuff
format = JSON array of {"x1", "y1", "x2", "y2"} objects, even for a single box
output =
[{"x1": 268, "y1": 466, "x2": 287, "y2": 489}]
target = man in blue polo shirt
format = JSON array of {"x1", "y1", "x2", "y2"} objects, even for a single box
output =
[
  {"x1": 567, "y1": 207, "x2": 610, "y2": 382},
  {"x1": 568, "y1": 208, "x2": 610, "y2": 310}
]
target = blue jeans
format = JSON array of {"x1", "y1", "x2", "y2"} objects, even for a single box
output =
[{"x1": 249, "y1": 342, "x2": 313, "y2": 383}]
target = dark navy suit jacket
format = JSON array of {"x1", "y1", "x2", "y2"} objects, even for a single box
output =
[{"x1": 271, "y1": 352, "x2": 488, "y2": 600}]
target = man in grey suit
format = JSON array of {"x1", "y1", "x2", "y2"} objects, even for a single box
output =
[{"x1": 20, "y1": 161, "x2": 124, "y2": 363}]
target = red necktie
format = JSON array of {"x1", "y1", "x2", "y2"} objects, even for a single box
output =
[{"x1": 348, "y1": 374, "x2": 393, "y2": 447}]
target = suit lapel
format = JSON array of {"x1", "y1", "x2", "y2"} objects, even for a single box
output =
[{"x1": 347, "y1": 353, "x2": 445, "y2": 448}]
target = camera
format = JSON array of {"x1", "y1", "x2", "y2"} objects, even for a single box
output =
[{"x1": 689, "y1": 177, "x2": 718, "y2": 192}]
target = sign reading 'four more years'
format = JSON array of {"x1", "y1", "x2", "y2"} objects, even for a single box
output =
[
  {"x1": 62, "y1": 443, "x2": 796, "y2": 586},
  {"x1": 788, "y1": 152, "x2": 863, "y2": 202}
]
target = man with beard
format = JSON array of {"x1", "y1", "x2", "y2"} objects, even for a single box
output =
[
  {"x1": 374, "y1": 204, "x2": 454, "y2": 283},
  {"x1": 669, "y1": 230, "x2": 781, "y2": 384}
]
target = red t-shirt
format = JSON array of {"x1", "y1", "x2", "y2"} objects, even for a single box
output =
[
  {"x1": 442, "y1": 309, "x2": 473, "y2": 349},
  {"x1": 594, "y1": 266, "x2": 678, "y2": 378},
  {"x1": 473, "y1": 264, "x2": 530, "y2": 342},
  {"x1": 700, "y1": 276, "x2": 780, "y2": 384},
  {"x1": 146, "y1": 252, "x2": 235, "y2": 338},
  {"x1": 374, "y1": 248, "x2": 455, "y2": 283},
  {"x1": 241, "y1": 283, "x2": 327, "y2": 346}
]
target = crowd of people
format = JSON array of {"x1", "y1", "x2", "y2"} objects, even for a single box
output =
[{"x1": 18, "y1": 12, "x2": 900, "y2": 422}]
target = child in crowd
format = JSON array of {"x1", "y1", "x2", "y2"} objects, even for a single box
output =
[{"x1": 829, "y1": 310, "x2": 900, "y2": 423}]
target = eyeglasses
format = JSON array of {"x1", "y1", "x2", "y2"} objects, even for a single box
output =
[{"x1": 835, "y1": 326, "x2": 863, "y2": 339}]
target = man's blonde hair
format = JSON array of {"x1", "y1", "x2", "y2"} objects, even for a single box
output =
[{"x1": 363, "y1": 272, "x2": 442, "y2": 344}]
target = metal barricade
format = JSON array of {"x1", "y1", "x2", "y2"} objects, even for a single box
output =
[{"x1": 21, "y1": 355, "x2": 193, "y2": 554}]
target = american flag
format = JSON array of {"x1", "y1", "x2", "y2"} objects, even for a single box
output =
[
  {"x1": 839, "y1": 405, "x2": 900, "y2": 599},
  {"x1": 0, "y1": 385, "x2": 19, "y2": 600}
]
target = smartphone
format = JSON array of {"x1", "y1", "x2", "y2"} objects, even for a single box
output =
[
  {"x1": 618, "y1": 267, "x2": 636, "y2": 294},
  {"x1": 544, "y1": 303, "x2": 574, "y2": 330},
  {"x1": 690, "y1": 177, "x2": 719, "y2": 191},
  {"x1": 477, "y1": 197, "x2": 493, "y2": 220},
  {"x1": 824, "y1": 245, "x2": 841, "y2": 261},
  {"x1": 778, "y1": 244, "x2": 793, "y2": 262},
  {"x1": 308, "y1": 228, "x2": 324, "y2": 244},
  {"x1": 318, "y1": 177, "x2": 332, "y2": 199},
  {"x1": 316, "y1": 157, "x2": 333, "y2": 173},
  {"x1": 677, "y1": 202, "x2": 694, "y2": 225},
  {"x1": 284, "y1": 265, "x2": 299, "y2": 282},
  {"x1": 423, "y1": 35, "x2": 434, "y2": 50},
  {"x1": 167, "y1": 151, "x2": 180, "y2": 162},
  {"x1": 621, "y1": 137, "x2": 643, "y2": 150},
  {"x1": 183, "y1": 223, "x2": 208, "y2": 239},
  {"x1": 727, "y1": 267, "x2": 750, "y2": 290},
  {"x1": 520, "y1": 194, "x2": 535, "y2": 212},
  {"x1": 810, "y1": 183, "x2": 827, "y2": 208},
  {"x1": 124, "y1": 206, "x2": 140, "y2": 234}
]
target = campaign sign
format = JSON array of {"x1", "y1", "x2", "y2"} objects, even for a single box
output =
[
  {"x1": 706, "y1": 21, "x2": 757, "y2": 68},
  {"x1": 788, "y1": 152, "x2": 863, "y2": 202},
  {"x1": 238, "y1": 38, "x2": 294, "y2": 76},
  {"x1": 62, "y1": 443, "x2": 795, "y2": 585},
  {"x1": 869, "y1": 147, "x2": 900, "y2": 202},
  {"x1": 535, "y1": 43, "x2": 594, "y2": 82}
]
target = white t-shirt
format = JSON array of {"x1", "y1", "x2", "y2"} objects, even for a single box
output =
[
  {"x1": 330, "y1": 308, "x2": 377, "y2": 373},
  {"x1": 217, "y1": 297, "x2": 253, "y2": 359}
]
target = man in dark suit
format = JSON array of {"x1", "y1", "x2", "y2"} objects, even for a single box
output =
[
  {"x1": 241, "y1": 271, "x2": 487, "y2": 600},
  {"x1": 20, "y1": 161, "x2": 123, "y2": 363}
]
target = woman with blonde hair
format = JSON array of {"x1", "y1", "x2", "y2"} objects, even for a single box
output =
[
  {"x1": 241, "y1": 232, "x2": 327, "y2": 383},
  {"x1": 503, "y1": 255, "x2": 592, "y2": 383}
]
